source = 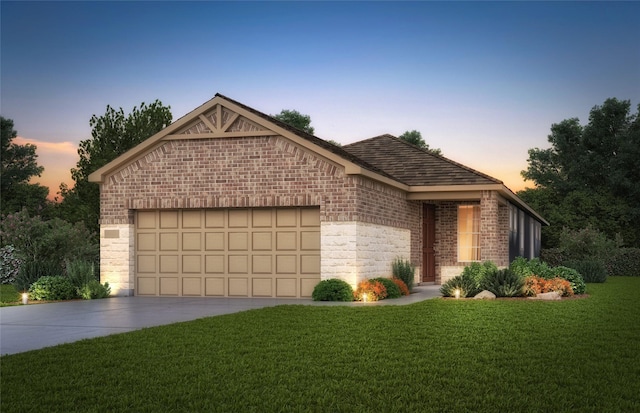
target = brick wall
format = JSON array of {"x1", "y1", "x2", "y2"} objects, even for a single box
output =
[{"x1": 99, "y1": 136, "x2": 421, "y2": 229}]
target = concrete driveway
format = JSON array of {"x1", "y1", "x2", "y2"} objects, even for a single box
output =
[{"x1": 0, "y1": 285, "x2": 441, "y2": 356}]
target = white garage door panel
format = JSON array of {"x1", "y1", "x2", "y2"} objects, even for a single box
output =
[{"x1": 135, "y1": 208, "x2": 320, "y2": 297}]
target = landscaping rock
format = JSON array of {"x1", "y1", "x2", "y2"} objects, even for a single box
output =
[
  {"x1": 474, "y1": 290, "x2": 496, "y2": 299},
  {"x1": 528, "y1": 291, "x2": 562, "y2": 301}
]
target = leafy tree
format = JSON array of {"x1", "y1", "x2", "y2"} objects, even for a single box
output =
[
  {"x1": 58, "y1": 101, "x2": 172, "y2": 234},
  {"x1": 0, "y1": 117, "x2": 49, "y2": 215},
  {"x1": 272, "y1": 109, "x2": 314, "y2": 135},
  {"x1": 398, "y1": 130, "x2": 442, "y2": 155},
  {"x1": 520, "y1": 98, "x2": 640, "y2": 248}
]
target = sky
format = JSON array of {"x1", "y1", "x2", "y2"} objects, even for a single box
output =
[{"x1": 1, "y1": 1, "x2": 639, "y2": 200}]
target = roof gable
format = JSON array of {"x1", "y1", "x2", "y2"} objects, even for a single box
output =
[
  {"x1": 89, "y1": 94, "x2": 395, "y2": 185},
  {"x1": 343, "y1": 134, "x2": 502, "y2": 187}
]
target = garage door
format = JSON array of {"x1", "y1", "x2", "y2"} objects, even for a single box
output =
[{"x1": 135, "y1": 207, "x2": 320, "y2": 297}]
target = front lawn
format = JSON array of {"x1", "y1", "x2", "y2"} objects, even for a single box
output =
[{"x1": 1, "y1": 278, "x2": 639, "y2": 412}]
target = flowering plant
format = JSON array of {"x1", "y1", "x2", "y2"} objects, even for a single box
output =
[
  {"x1": 354, "y1": 279, "x2": 387, "y2": 301},
  {"x1": 524, "y1": 276, "x2": 574, "y2": 297},
  {"x1": 392, "y1": 278, "x2": 410, "y2": 296}
]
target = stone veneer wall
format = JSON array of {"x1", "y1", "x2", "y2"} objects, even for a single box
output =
[
  {"x1": 99, "y1": 224, "x2": 135, "y2": 296},
  {"x1": 321, "y1": 221, "x2": 411, "y2": 287}
]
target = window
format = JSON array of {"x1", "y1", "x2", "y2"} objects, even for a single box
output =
[{"x1": 458, "y1": 205, "x2": 481, "y2": 262}]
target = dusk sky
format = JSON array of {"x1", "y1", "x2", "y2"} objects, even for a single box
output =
[{"x1": 2, "y1": 1, "x2": 639, "y2": 199}]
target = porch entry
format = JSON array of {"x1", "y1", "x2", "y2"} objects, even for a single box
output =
[{"x1": 422, "y1": 203, "x2": 436, "y2": 282}]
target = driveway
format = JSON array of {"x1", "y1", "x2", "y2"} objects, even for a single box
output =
[{"x1": 0, "y1": 285, "x2": 441, "y2": 355}]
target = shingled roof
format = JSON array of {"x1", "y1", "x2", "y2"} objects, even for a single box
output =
[{"x1": 343, "y1": 134, "x2": 503, "y2": 187}]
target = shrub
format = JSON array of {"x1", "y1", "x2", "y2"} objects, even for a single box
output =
[
  {"x1": 551, "y1": 266, "x2": 586, "y2": 294},
  {"x1": 392, "y1": 258, "x2": 415, "y2": 291},
  {"x1": 392, "y1": 278, "x2": 410, "y2": 296},
  {"x1": 510, "y1": 257, "x2": 553, "y2": 279},
  {"x1": 0, "y1": 209, "x2": 98, "y2": 270},
  {"x1": 354, "y1": 279, "x2": 387, "y2": 301},
  {"x1": 523, "y1": 276, "x2": 545, "y2": 297},
  {"x1": 557, "y1": 226, "x2": 617, "y2": 262},
  {"x1": 481, "y1": 268, "x2": 524, "y2": 297},
  {"x1": 524, "y1": 276, "x2": 574, "y2": 297},
  {"x1": 461, "y1": 261, "x2": 497, "y2": 289},
  {"x1": 13, "y1": 260, "x2": 62, "y2": 292},
  {"x1": 78, "y1": 280, "x2": 111, "y2": 300},
  {"x1": 311, "y1": 279, "x2": 354, "y2": 302},
  {"x1": 440, "y1": 261, "x2": 497, "y2": 298},
  {"x1": 440, "y1": 274, "x2": 478, "y2": 298},
  {"x1": 66, "y1": 259, "x2": 97, "y2": 290},
  {"x1": 564, "y1": 260, "x2": 607, "y2": 283},
  {"x1": 0, "y1": 245, "x2": 22, "y2": 285},
  {"x1": 545, "y1": 277, "x2": 574, "y2": 297},
  {"x1": 29, "y1": 276, "x2": 77, "y2": 301},
  {"x1": 370, "y1": 277, "x2": 402, "y2": 299},
  {"x1": 604, "y1": 248, "x2": 640, "y2": 276}
]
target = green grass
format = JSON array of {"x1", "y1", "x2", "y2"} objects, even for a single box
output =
[
  {"x1": 0, "y1": 284, "x2": 20, "y2": 306},
  {"x1": 2, "y1": 278, "x2": 639, "y2": 412}
]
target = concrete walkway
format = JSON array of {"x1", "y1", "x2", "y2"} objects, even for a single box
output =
[{"x1": 0, "y1": 284, "x2": 441, "y2": 356}]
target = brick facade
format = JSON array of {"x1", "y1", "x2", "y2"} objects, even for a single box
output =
[{"x1": 98, "y1": 135, "x2": 421, "y2": 293}]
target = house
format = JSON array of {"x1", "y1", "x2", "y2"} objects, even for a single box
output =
[{"x1": 89, "y1": 94, "x2": 547, "y2": 297}]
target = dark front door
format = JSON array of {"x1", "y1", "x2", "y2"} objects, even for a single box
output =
[{"x1": 422, "y1": 204, "x2": 436, "y2": 283}]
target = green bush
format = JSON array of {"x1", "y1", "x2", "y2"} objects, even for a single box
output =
[
  {"x1": 440, "y1": 273, "x2": 478, "y2": 298},
  {"x1": 370, "y1": 277, "x2": 402, "y2": 299},
  {"x1": 557, "y1": 226, "x2": 617, "y2": 262},
  {"x1": 78, "y1": 280, "x2": 111, "y2": 300},
  {"x1": 440, "y1": 262, "x2": 499, "y2": 298},
  {"x1": 564, "y1": 260, "x2": 607, "y2": 283},
  {"x1": 392, "y1": 258, "x2": 415, "y2": 291},
  {"x1": 461, "y1": 261, "x2": 498, "y2": 288},
  {"x1": 311, "y1": 279, "x2": 354, "y2": 301},
  {"x1": 510, "y1": 257, "x2": 553, "y2": 279},
  {"x1": 0, "y1": 209, "x2": 98, "y2": 270},
  {"x1": 29, "y1": 276, "x2": 77, "y2": 301},
  {"x1": 13, "y1": 260, "x2": 63, "y2": 292},
  {"x1": 66, "y1": 259, "x2": 97, "y2": 290},
  {"x1": 551, "y1": 266, "x2": 586, "y2": 294},
  {"x1": 481, "y1": 268, "x2": 525, "y2": 297},
  {"x1": 605, "y1": 248, "x2": 640, "y2": 276}
]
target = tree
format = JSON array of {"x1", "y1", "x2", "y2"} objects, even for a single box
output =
[
  {"x1": 520, "y1": 98, "x2": 640, "y2": 248},
  {"x1": 58, "y1": 101, "x2": 172, "y2": 234},
  {"x1": 0, "y1": 117, "x2": 49, "y2": 216},
  {"x1": 398, "y1": 130, "x2": 442, "y2": 155},
  {"x1": 272, "y1": 109, "x2": 314, "y2": 135}
]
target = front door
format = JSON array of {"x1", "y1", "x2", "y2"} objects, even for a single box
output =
[{"x1": 422, "y1": 204, "x2": 436, "y2": 283}]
